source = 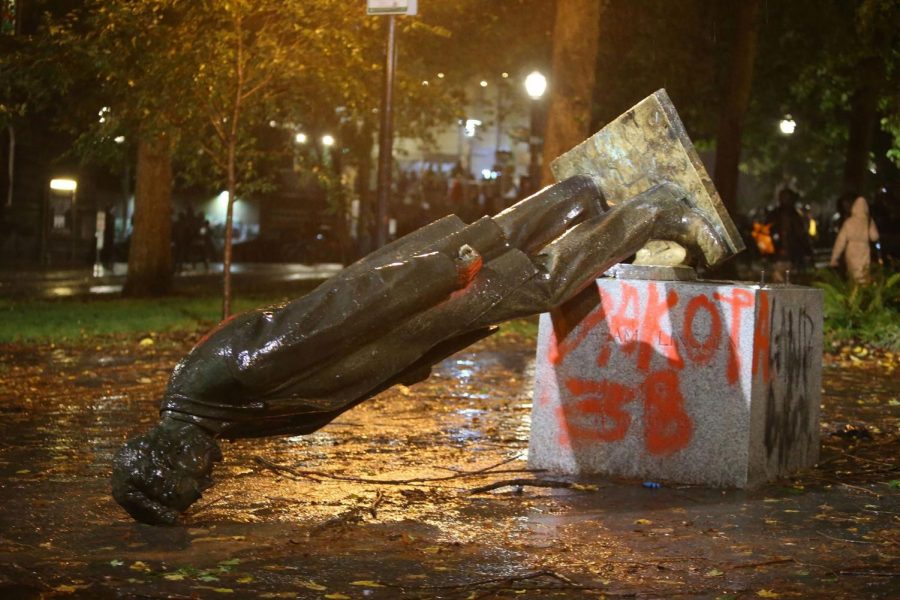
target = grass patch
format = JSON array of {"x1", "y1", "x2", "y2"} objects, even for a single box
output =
[
  {"x1": 0, "y1": 291, "x2": 303, "y2": 343},
  {"x1": 498, "y1": 316, "x2": 539, "y2": 341}
]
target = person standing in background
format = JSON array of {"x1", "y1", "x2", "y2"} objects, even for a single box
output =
[{"x1": 830, "y1": 194, "x2": 880, "y2": 283}]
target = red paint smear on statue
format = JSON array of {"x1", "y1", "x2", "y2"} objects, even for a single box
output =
[
  {"x1": 713, "y1": 288, "x2": 754, "y2": 385},
  {"x1": 194, "y1": 311, "x2": 242, "y2": 349}
]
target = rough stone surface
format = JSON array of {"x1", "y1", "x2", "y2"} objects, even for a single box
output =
[{"x1": 529, "y1": 277, "x2": 823, "y2": 488}]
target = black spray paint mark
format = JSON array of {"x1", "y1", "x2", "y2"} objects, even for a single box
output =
[{"x1": 764, "y1": 298, "x2": 817, "y2": 468}]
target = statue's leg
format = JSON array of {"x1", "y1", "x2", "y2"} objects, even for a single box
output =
[
  {"x1": 493, "y1": 175, "x2": 606, "y2": 255},
  {"x1": 473, "y1": 182, "x2": 729, "y2": 325}
]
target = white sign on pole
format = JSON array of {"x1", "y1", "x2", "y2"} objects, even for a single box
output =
[{"x1": 367, "y1": 0, "x2": 417, "y2": 16}]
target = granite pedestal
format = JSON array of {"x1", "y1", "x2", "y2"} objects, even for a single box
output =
[{"x1": 529, "y1": 276, "x2": 823, "y2": 487}]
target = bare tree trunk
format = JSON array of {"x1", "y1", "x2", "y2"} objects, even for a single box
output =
[
  {"x1": 5, "y1": 124, "x2": 13, "y2": 208},
  {"x1": 713, "y1": 0, "x2": 761, "y2": 216},
  {"x1": 842, "y1": 57, "x2": 881, "y2": 193},
  {"x1": 540, "y1": 0, "x2": 602, "y2": 186},
  {"x1": 223, "y1": 140, "x2": 236, "y2": 319},
  {"x1": 123, "y1": 135, "x2": 173, "y2": 297}
]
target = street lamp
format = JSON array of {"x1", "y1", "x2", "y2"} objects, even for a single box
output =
[
  {"x1": 321, "y1": 134, "x2": 335, "y2": 147},
  {"x1": 524, "y1": 70, "x2": 547, "y2": 194},
  {"x1": 50, "y1": 178, "x2": 78, "y2": 192},
  {"x1": 49, "y1": 178, "x2": 79, "y2": 263},
  {"x1": 294, "y1": 132, "x2": 308, "y2": 144},
  {"x1": 524, "y1": 71, "x2": 547, "y2": 100},
  {"x1": 779, "y1": 116, "x2": 796, "y2": 135}
]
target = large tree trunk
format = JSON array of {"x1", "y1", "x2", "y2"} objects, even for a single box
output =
[
  {"x1": 842, "y1": 57, "x2": 881, "y2": 194},
  {"x1": 713, "y1": 0, "x2": 761, "y2": 216},
  {"x1": 540, "y1": 0, "x2": 603, "y2": 186},
  {"x1": 123, "y1": 135, "x2": 173, "y2": 297}
]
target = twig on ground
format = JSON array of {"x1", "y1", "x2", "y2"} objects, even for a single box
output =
[
  {"x1": 815, "y1": 477, "x2": 882, "y2": 497},
  {"x1": 467, "y1": 478, "x2": 588, "y2": 495},
  {"x1": 368, "y1": 490, "x2": 385, "y2": 519},
  {"x1": 816, "y1": 531, "x2": 876, "y2": 544},
  {"x1": 402, "y1": 570, "x2": 642, "y2": 598},
  {"x1": 416, "y1": 569, "x2": 578, "y2": 590},
  {"x1": 728, "y1": 557, "x2": 794, "y2": 570},
  {"x1": 254, "y1": 454, "x2": 524, "y2": 485},
  {"x1": 188, "y1": 494, "x2": 229, "y2": 517}
]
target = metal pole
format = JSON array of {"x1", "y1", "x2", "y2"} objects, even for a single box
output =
[
  {"x1": 529, "y1": 100, "x2": 540, "y2": 194},
  {"x1": 375, "y1": 14, "x2": 397, "y2": 248}
]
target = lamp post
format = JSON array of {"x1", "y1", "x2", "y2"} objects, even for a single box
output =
[
  {"x1": 524, "y1": 70, "x2": 547, "y2": 194},
  {"x1": 49, "y1": 178, "x2": 78, "y2": 263}
]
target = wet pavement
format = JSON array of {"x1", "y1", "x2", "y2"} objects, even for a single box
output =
[
  {"x1": 0, "y1": 329, "x2": 897, "y2": 599},
  {"x1": 0, "y1": 263, "x2": 343, "y2": 299}
]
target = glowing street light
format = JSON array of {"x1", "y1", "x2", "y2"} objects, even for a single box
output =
[
  {"x1": 294, "y1": 132, "x2": 308, "y2": 144},
  {"x1": 524, "y1": 70, "x2": 547, "y2": 100},
  {"x1": 50, "y1": 178, "x2": 78, "y2": 192},
  {"x1": 321, "y1": 134, "x2": 335, "y2": 147},
  {"x1": 779, "y1": 116, "x2": 796, "y2": 135}
]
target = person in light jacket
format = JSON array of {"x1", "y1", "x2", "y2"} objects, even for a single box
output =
[{"x1": 830, "y1": 194, "x2": 880, "y2": 283}]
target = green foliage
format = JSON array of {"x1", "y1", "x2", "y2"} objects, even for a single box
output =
[
  {"x1": 815, "y1": 267, "x2": 900, "y2": 350},
  {"x1": 0, "y1": 290, "x2": 309, "y2": 343}
]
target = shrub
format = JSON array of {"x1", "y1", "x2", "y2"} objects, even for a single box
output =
[{"x1": 814, "y1": 267, "x2": 900, "y2": 351}]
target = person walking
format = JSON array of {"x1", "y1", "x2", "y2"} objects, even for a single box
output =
[{"x1": 830, "y1": 194, "x2": 880, "y2": 283}]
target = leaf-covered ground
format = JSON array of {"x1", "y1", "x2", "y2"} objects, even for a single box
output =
[{"x1": 0, "y1": 330, "x2": 897, "y2": 599}]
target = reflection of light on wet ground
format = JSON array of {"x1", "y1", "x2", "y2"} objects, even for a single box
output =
[
  {"x1": 283, "y1": 432, "x2": 336, "y2": 446},
  {"x1": 449, "y1": 427, "x2": 483, "y2": 442},
  {"x1": 449, "y1": 358, "x2": 477, "y2": 380},
  {"x1": 88, "y1": 284, "x2": 122, "y2": 294},
  {"x1": 454, "y1": 408, "x2": 486, "y2": 419}
]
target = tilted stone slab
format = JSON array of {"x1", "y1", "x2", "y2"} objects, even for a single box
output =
[{"x1": 529, "y1": 277, "x2": 822, "y2": 488}]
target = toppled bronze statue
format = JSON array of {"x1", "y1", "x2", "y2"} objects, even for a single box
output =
[{"x1": 113, "y1": 90, "x2": 743, "y2": 525}]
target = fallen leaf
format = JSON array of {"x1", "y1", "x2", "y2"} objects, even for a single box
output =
[
  {"x1": 139, "y1": 337, "x2": 154, "y2": 347},
  {"x1": 757, "y1": 591, "x2": 780, "y2": 598},
  {"x1": 324, "y1": 595, "x2": 351, "y2": 600},
  {"x1": 109, "y1": 559, "x2": 124, "y2": 567},
  {"x1": 297, "y1": 580, "x2": 327, "y2": 591},
  {"x1": 15, "y1": 469, "x2": 30, "y2": 475},
  {"x1": 633, "y1": 519, "x2": 652, "y2": 525},
  {"x1": 236, "y1": 575, "x2": 254, "y2": 584},
  {"x1": 130, "y1": 561, "x2": 151, "y2": 572},
  {"x1": 705, "y1": 568, "x2": 724, "y2": 577},
  {"x1": 571, "y1": 483, "x2": 598, "y2": 491},
  {"x1": 351, "y1": 580, "x2": 385, "y2": 587}
]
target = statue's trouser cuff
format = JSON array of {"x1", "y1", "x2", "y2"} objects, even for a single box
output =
[{"x1": 494, "y1": 174, "x2": 607, "y2": 255}]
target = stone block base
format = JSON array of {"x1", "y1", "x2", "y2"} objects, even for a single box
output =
[{"x1": 528, "y1": 277, "x2": 823, "y2": 488}]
